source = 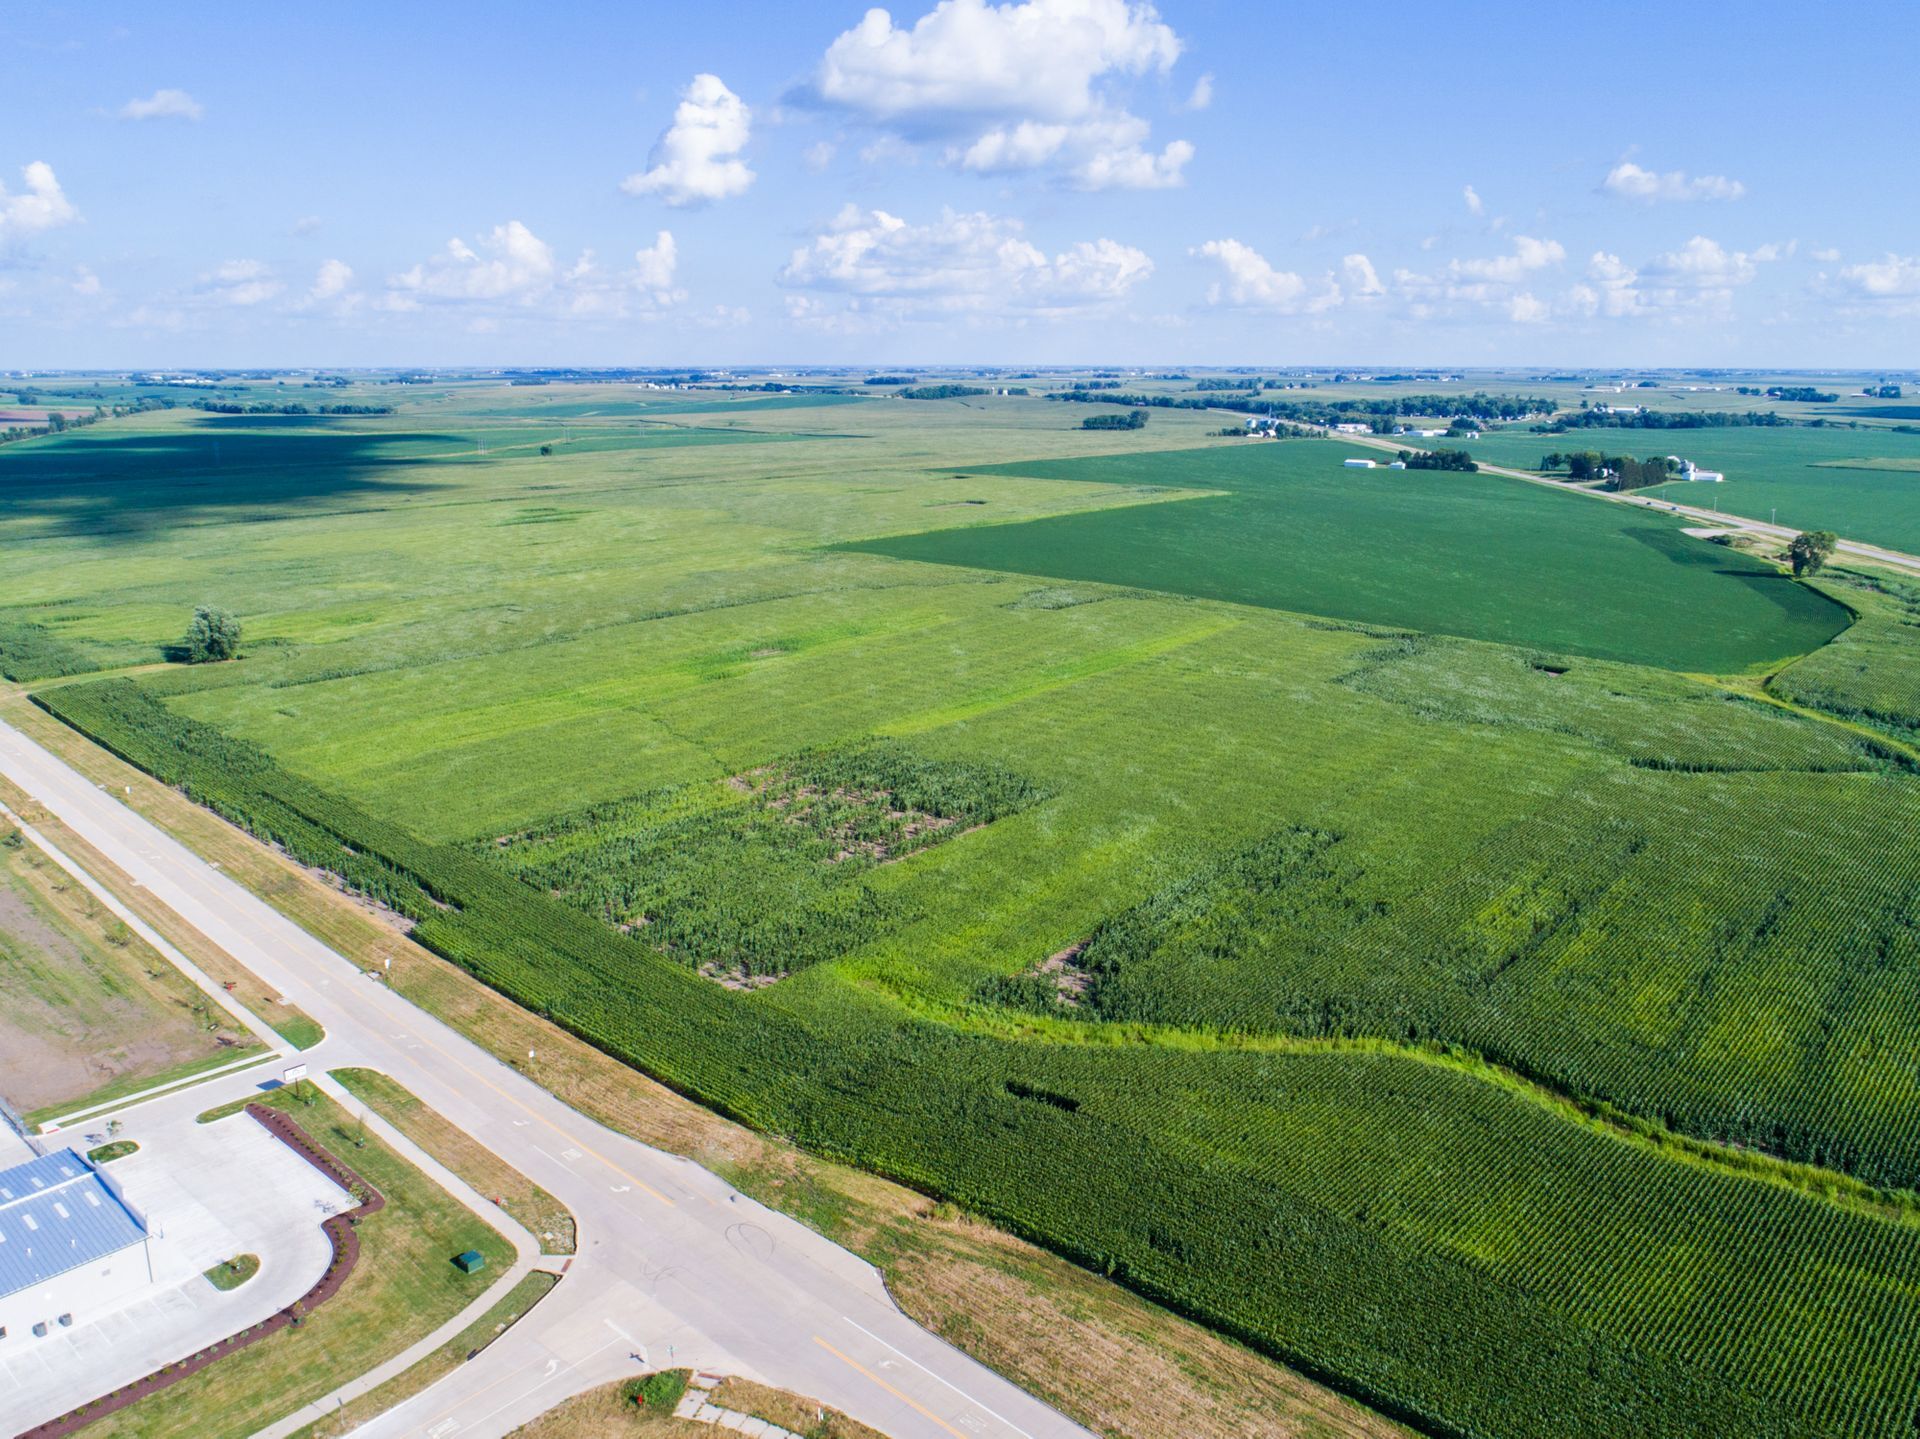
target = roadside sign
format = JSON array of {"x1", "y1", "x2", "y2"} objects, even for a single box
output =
[{"x1": 283, "y1": 1063, "x2": 308, "y2": 1085}]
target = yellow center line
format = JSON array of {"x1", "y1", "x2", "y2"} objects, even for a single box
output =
[{"x1": 813, "y1": 1334, "x2": 969, "y2": 1439}]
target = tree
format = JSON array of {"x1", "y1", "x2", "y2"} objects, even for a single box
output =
[
  {"x1": 181, "y1": 606, "x2": 242, "y2": 663},
  {"x1": 1788, "y1": 530, "x2": 1838, "y2": 577}
]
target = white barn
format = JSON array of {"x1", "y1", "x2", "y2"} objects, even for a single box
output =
[
  {"x1": 0, "y1": 1148, "x2": 152, "y2": 1346},
  {"x1": 1668, "y1": 456, "x2": 1726, "y2": 483},
  {"x1": 1343, "y1": 458, "x2": 1376, "y2": 469}
]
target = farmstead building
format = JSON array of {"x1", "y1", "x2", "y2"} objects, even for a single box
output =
[{"x1": 0, "y1": 1148, "x2": 152, "y2": 1346}]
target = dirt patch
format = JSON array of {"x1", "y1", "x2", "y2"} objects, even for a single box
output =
[
  {"x1": 0, "y1": 840, "x2": 252, "y2": 1118},
  {"x1": 697, "y1": 961, "x2": 784, "y2": 991},
  {"x1": 1034, "y1": 941, "x2": 1091, "y2": 1005},
  {"x1": 731, "y1": 765, "x2": 962, "y2": 865}
]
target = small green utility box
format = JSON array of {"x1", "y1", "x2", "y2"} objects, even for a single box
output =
[{"x1": 453, "y1": 1249, "x2": 486, "y2": 1275}]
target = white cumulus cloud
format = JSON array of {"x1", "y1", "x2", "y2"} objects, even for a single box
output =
[
  {"x1": 1508, "y1": 292, "x2": 1550, "y2": 324},
  {"x1": 201, "y1": 259, "x2": 281, "y2": 307},
  {"x1": 807, "y1": 0, "x2": 1193, "y2": 191},
  {"x1": 1192, "y1": 239, "x2": 1342, "y2": 314},
  {"x1": 393, "y1": 220, "x2": 556, "y2": 302},
  {"x1": 1342, "y1": 253, "x2": 1383, "y2": 298},
  {"x1": 631, "y1": 230, "x2": 678, "y2": 295},
  {"x1": 1392, "y1": 236, "x2": 1566, "y2": 320},
  {"x1": 119, "y1": 88, "x2": 204, "y2": 121},
  {"x1": 388, "y1": 220, "x2": 682, "y2": 318},
  {"x1": 779, "y1": 205, "x2": 1151, "y2": 325},
  {"x1": 1603, "y1": 161, "x2": 1745, "y2": 203},
  {"x1": 299, "y1": 258, "x2": 361, "y2": 314},
  {"x1": 1567, "y1": 237, "x2": 1773, "y2": 321},
  {"x1": 1831, "y1": 254, "x2": 1920, "y2": 314},
  {"x1": 1449, "y1": 235, "x2": 1565, "y2": 284},
  {"x1": 309, "y1": 258, "x2": 353, "y2": 302},
  {"x1": 1185, "y1": 72, "x2": 1213, "y2": 110},
  {"x1": 0, "y1": 161, "x2": 79, "y2": 239},
  {"x1": 1838, "y1": 253, "x2": 1920, "y2": 298},
  {"x1": 1463, "y1": 184, "x2": 1483, "y2": 216},
  {"x1": 623, "y1": 74, "x2": 754, "y2": 207},
  {"x1": 1642, "y1": 235, "x2": 1759, "y2": 288}
]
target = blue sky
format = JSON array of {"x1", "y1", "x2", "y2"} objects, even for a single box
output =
[{"x1": 2, "y1": 0, "x2": 1915, "y2": 368}]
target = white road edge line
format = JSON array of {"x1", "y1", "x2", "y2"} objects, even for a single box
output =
[
  {"x1": 468, "y1": 1332, "x2": 626, "y2": 1434},
  {"x1": 841, "y1": 1316, "x2": 1035, "y2": 1439}
]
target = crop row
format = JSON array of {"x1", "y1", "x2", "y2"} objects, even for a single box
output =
[
  {"x1": 33, "y1": 677, "x2": 1920, "y2": 1438},
  {"x1": 1772, "y1": 573, "x2": 1920, "y2": 738}
]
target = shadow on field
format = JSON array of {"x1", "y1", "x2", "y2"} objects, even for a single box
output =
[
  {"x1": 0, "y1": 427, "x2": 459, "y2": 541},
  {"x1": 1622, "y1": 524, "x2": 1849, "y2": 630},
  {"x1": 1619, "y1": 524, "x2": 1745, "y2": 569}
]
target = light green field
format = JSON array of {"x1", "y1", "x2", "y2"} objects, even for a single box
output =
[{"x1": 11, "y1": 384, "x2": 1920, "y2": 1437}]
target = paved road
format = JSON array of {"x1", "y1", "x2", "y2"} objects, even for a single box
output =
[
  {"x1": 1339, "y1": 430, "x2": 1920, "y2": 576},
  {"x1": 0, "y1": 717, "x2": 1093, "y2": 1439}
]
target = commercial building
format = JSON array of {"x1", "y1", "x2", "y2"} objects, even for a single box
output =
[{"x1": 0, "y1": 1149, "x2": 152, "y2": 1345}]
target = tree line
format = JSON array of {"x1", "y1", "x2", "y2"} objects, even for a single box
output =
[
  {"x1": 1544, "y1": 409, "x2": 1786, "y2": 433},
  {"x1": 1398, "y1": 447, "x2": 1478, "y2": 472},
  {"x1": 1539, "y1": 452, "x2": 1677, "y2": 490},
  {"x1": 192, "y1": 401, "x2": 393, "y2": 415},
  {"x1": 1047, "y1": 389, "x2": 1554, "y2": 425},
  {"x1": 1083, "y1": 409, "x2": 1149, "y2": 430}
]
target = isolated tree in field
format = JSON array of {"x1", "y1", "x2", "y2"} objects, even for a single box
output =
[
  {"x1": 181, "y1": 605, "x2": 241, "y2": 663},
  {"x1": 1788, "y1": 530, "x2": 1838, "y2": 577}
]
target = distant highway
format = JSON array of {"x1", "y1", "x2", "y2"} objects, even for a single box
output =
[
  {"x1": 1334, "y1": 430, "x2": 1920, "y2": 577},
  {"x1": 0, "y1": 718, "x2": 1093, "y2": 1439}
]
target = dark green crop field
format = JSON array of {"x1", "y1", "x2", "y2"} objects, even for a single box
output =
[
  {"x1": 843, "y1": 441, "x2": 1849, "y2": 670},
  {"x1": 9, "y1": 386, "x2": 1920, "y2": 1438}
]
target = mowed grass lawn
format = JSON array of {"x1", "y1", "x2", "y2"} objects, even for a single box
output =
[
  {"x1": 107, "y1": 1085, "x2": 511, "y2": 1439},
  {"x1": 1469, "y1": 424, "x2": 1920, "y2": 554},
  {"x1": 842, "y1": 440, "x2": 1849, "y2": 671}
]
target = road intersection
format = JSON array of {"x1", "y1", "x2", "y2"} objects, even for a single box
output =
[{"x1": 0, "y1": 716, "x2": 1091, "y2": 1439}]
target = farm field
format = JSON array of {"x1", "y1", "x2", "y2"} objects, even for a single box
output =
[
  {"x1": 9, "y1": 384, "x2": 1920, "y2": 1437},
  {"x1": 0, "y1": 820, "x2": 260, "y2": 1123},
  {"x1": 844, "y1": 441, "x2": 1850, "y2": 670},
  {"x1": 1468, "y1": 424, "x2": 1920, "y2": 553}
]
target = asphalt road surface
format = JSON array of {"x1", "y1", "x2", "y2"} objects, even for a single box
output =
[{"x1": 0, "y1": 717, "x2": 1093, "y2": 1439}]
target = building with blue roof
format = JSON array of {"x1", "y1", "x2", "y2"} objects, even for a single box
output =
[{"x1": 0, "y1": 1147, "x2": 152, "y2": 1344}]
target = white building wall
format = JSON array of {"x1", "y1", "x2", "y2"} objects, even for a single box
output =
[{"x1": 0, "y1": 1240, "x2": 151, "y2": 1345}]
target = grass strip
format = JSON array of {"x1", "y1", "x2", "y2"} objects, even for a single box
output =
[
  {"x1": 332, "y1": 1066, "x2": 577, "y2": 1253},
  {"x1": 287, "y1": 1269, "x2": 560, "y2": 1439},
  {"x1": 127, "y1": 1082, "x2": 512, "y2": 1439}
]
